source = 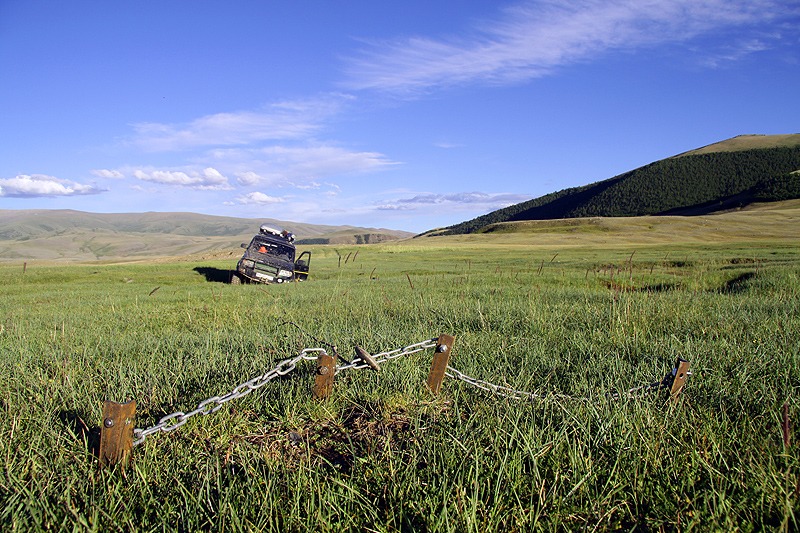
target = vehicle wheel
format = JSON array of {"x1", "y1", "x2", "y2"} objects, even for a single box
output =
[{"x1": 230, "y1": 272, "x2": 242, "y2": 285}]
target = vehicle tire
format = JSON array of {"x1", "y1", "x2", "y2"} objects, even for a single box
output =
[{"x1": 230, "y1": 272, "x2": 242, "y2": 285}]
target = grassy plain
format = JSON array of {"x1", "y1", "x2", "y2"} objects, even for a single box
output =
[{"x1": 1, "y1": 213, "x2": 799, "y2": 531}]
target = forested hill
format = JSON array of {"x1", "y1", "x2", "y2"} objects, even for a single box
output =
[{"x1": 436, "y1": 134, "x2": 800, "y2": 235}]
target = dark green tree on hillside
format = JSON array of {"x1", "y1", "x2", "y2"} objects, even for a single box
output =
[{"x1": 440, "y1": 146, "x2": 800, "y2": 235}]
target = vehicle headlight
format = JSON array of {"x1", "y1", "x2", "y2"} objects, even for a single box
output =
[
  {"x1": 243, "y1": 260, "x2": 255, "y2": 268},
  {"x1": 278, "y1": 269, "x2": 292, "y2": 278}
]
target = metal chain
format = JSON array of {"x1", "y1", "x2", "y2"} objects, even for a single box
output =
[
  {"x1": 130, "y1": 332, "x2": 683, "y2": 447},
  {"x1": 445, "y1": 367, "x2": 532, "y2": 400},
  {"x1": 445, "y1": 364, "x2": 681, "y2": 402},
  {"x1": 132, "y1": 348, "x2": 324, "y2": 446},
  {"x1": 131, "y1": 336, "x2": 438, "y2": 447},
  {"x1": 336, "y1": 337, "x2": 438, "y2": 373},
  {"x1": 607, "y1": 379, "x2": 665, "y2": 399},
  {"x1": 282, "y1": 318, "x2": 436, "y2": 373}
]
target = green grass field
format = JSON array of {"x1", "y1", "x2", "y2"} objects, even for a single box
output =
[{"x1": 1, "y1": 228, "x2": 799, "y2": 531}]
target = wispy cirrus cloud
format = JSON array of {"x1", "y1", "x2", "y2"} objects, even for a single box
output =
[
  {"x1": 210, "y1": 144, "x2": 399, "y2": 186},
  {"x1": 376, "y1": 191, "x2": 530, "y2": 211},
  {"x1": 114, "y1": 92, "x2": 399, "y2": 195},
  {"x1": 343, "y1": 0, "x2": 794, "y2": 94},
  {"x1": 94, "y1": 141, "x2": 397, "y2": 195},
  {"x1": 698, "y1": 38, "x2": 773, "y2": 68},
  {"x1": 433, "y1": 141, "x2": 463, "y2": 149},
  {"x1": 0, "y1": 174, "x2": 103, "y2": 198},
  {"x1": 130, "y1": 94, "x2": 352, "y2": 152}
]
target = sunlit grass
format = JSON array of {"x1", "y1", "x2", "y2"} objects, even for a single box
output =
[{"x1": 0, "y1": 237, "x2": 798, "y2": 531}]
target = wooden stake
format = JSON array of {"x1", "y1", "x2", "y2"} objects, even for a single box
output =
[
  {"x1": 427, "y1": 334, "x2": 455, "y2": 395},
  {"x1": 312, "y1": 352, "x2": 337, "y2": 399},
  {"x1": 669, "y1": 358, "x2": 691, "y2": 401},
  {"x1": 99, "y1": 400, "x2": 136, "y2": 468},
  {"x1": 783, "y1": 402, "x2": 791, "y2": 449}
]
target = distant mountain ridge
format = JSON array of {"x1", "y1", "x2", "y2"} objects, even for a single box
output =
[
  {"x1": 0, "y1": 210, "x2": 412, "y2": 261},
  {"x1": 436, "y1": 134, "x2": 800, "y2": 235}
]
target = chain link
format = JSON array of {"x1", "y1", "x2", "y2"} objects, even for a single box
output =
[
  {"x1": 130, "y1": 333, "x2": 680, "y2": 447},
  {"x1": 335, "y1": 337, "x2": 438, "y2": 373},
  {"x1": 445, "y1": 365, "x2": 678, "y2": 402},
  {"x1": 131, "y1": 337, "x2": 438, "y2": 447},
  {"x1": 444, "y1": 367, "x2": 565, "y2": 401},
  {"x1": 132, "y1": 348, "x2": 323, "y2": 446}
]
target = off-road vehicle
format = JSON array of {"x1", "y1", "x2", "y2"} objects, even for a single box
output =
[{"x1": 231, "y1": 225, "x2": 311, "y2": 284}]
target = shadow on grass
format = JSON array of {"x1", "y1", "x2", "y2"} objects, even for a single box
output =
[
  {"x1": 600, "y1": 280, "x2": 678, "y2": 293},
  {"x1": 637, "y1": 282, "x2": 678, "y2": 293},
  {"x1": 57, "y1": 410, "x2": 100, "y2": 457},
  {"x1": 720, "y1": 271, "x2": 757, "y2": 294},
  {"x1": 194, "y1": 266, "x2": 233, "y2": 283}
]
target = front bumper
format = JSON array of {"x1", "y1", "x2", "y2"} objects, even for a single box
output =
[{"x1": 237, "y1": 260, "x2": 293, "y2": 283}]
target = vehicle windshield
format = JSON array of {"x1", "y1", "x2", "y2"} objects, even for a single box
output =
[{"x1": 248, "y1": 237, "x2": 295, "y2": 262}]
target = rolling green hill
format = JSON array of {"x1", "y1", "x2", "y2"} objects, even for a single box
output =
[
  {"x1": 0, "y1": 210, "x2": 412, "y2": 261},
  {"x1": 436, "y1": 134, "x2": 800, "y2": 235}
]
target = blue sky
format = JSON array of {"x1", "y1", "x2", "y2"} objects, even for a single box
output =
[{"x1": 1, "y1": 1, "x2": 798, "y2": 233}]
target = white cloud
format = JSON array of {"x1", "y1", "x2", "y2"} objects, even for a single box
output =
[
  {"x1": 0, "y1": 174, "x2": 103, "y2": 197},
  {"x1": 375, "y1": 203, "x2": 415, "y2": 211},
  {"x1": 234, "y1": 192, "x2": 286, "y2": 205},
  {"x1": 131, "y1": 94, "x2": 351, "y2": 152},
  {"x1": 130, "y1": 167, "x2": 232, "y2": 190},
  {"x1": 91, "y1": 168, "x2": 125, "y2": 179},
  {"x1": 235, "y1": 171, "x2": 263, "y2": 186},
  {"x1": 343, "y1": 0, "x2": 792, "y2": 93},
  {"x1": 111, "y1": 92, "x2": 398, "y2": 195},
  {"x1": 377, "y1": 191, "x2": 530, "y2": 211}
]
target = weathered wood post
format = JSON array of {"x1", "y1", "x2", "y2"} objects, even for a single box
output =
[
  {"x1": 427, "y1": 334, "x2": 456, "y2": 395},
  {"x1": 312, "y1": 352, "x2": 337, "y2": 399},
  {"x1": 669, "y1": 358, "x2": 691, "y2": 402},
  {"x1": 98, "y1": 400, "x2": 136, "y2": 467}
]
